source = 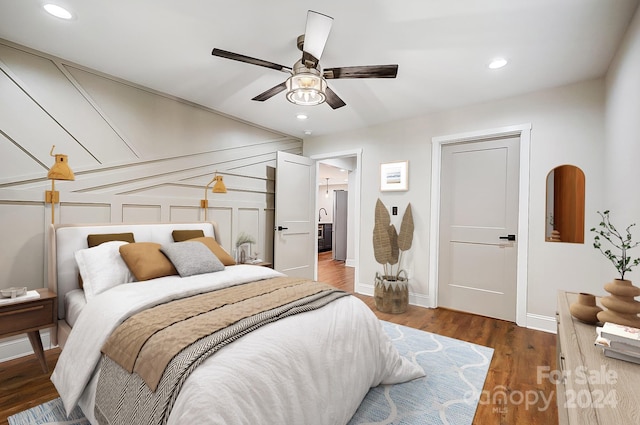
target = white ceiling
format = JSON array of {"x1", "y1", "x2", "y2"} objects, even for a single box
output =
[
  {"x1": 0, "y1": 1, "x2": 637, "y2": 139},
  {"x1": 318, "y1": 162, "x2": 350, "y2": 185}
]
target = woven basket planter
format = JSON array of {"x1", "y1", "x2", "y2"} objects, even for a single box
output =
[{"x1": 374, "y1": 271, "x2": 408, "y2": 314}]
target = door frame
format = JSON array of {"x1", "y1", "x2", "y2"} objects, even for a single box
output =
[
  {"x1": 310, "y1": 148, "x2": 362, "y2": 286},
  {"x1": 428, "y1": 124, "x2": 531, "y2": 327}
]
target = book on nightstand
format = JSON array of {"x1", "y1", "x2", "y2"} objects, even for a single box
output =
[{"x1": 0, "y1": 290, "x2": 40, "y2": 305}]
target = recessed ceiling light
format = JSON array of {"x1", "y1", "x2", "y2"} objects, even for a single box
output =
[
  {"x1": 44, "y1": 4, "x2": 73, "y2": 19},
  {"x1": 304, "y1": 130, "x2": 313, "y2": 135},
  {"x1": 488, "y1": 58, "x2": 508, "y2": 69},
  {"x1": 296, "y1": 114, "x2": 308, "y2": 120}
]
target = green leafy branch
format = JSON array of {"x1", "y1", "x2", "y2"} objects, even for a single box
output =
[
  {"x1": 235, "y1": 232, "x2": 256, "y2": 248},
  {"x1": 590, "y1": 210, "x2": 640, "y2": 280}
]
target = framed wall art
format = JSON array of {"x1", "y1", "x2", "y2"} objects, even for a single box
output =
[{"x1": 380, "y1": 161, "x2": 408, "y2": 191}]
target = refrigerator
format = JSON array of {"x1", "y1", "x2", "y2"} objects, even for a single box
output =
[{"x1": 332, "y1": 190, "x2": 348, "y2": 261}]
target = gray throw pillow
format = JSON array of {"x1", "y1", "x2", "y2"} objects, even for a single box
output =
[{"x1": 161, "y1": 241, "x2": 225, "y2": 277}]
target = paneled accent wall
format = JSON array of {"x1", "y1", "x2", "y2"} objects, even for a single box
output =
[{"x1": 0, "y1": 39, "x2": 301, "y2": 331}]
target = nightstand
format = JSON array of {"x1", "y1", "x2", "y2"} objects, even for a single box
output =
[
  {"x1": 248, "y1": 261, "x2": 273, "y2": 268},
  {"x1": 0, "y1": 288, "x2": 57, "y2": 373}
]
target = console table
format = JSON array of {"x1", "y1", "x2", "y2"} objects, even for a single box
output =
[{"x1": 556, "y1": 291, "x2": 640, "y2": 424}]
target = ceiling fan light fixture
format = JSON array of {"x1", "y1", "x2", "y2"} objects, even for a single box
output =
[{"x1": 286, "y1": 69, "x2": 327, "y2": 106}]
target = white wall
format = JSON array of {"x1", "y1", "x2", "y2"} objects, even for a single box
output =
[
  {"x1": 304, "y1": 78, "x2": 607, "y2": 331},
  {"x1": 605, "y1": 7, "x2": 640, "y2": 284},
  {"x1": 0, "y1": 40, "x2": 301, "y2": 361}
]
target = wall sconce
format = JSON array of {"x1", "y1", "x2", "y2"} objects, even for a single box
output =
[
  {"x1": 45, "y1": 145, "x2": 74, "y2": 224},
  {"x1": 200, "y1": 173, "x2": 227, "y2": 221},
  {"x1": 325, "y1": 177, "x2": 330, "y2": 198}
]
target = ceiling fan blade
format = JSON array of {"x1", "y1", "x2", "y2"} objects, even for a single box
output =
[
  {"x1": 302, "y1": 11, "x2": 333, "y2": 65},
  {"x1": 252, "y1": 82, "x2": 287, "y2": 102},
  {"x1": 212, "y1": 48, "x2": 291, "y2": 73},
  {"x1": 323, "y1": 65, "x2": 399, "y2": 79},
  {"x1": 325, "y1": 86, "x2": 346, "y2": 110}
]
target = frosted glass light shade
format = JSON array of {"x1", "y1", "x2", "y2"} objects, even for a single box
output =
[{"x1": 286, "y1": 73, "x2": 327, "y2": 106}]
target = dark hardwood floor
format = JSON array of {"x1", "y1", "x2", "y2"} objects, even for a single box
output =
[
  {"x1": 0, "y1": 346, "x2": 60, "y2": 425},
  {"x1": 318, "y1": 251, "x2": 558, "y2": 425},
  {"x1": 0, "y1": 254, "x2": 558, "y2": 425}
]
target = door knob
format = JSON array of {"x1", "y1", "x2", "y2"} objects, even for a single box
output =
[
  {"x1": 499, "y1": 234, "x2": 516, "y2": 241},
  {"x1": 275, "y1": 226, "x2": 289, "y2": 231}
]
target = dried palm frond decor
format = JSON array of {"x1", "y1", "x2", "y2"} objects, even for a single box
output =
[{"x1": 373, "y1": 199, "x2": 413, "y2": 314}]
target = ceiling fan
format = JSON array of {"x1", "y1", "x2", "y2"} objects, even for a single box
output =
[{"x1": 211, "y1": 10, "x2": 398, "y2": 109}]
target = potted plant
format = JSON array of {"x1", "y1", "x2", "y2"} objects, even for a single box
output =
[
  {"x1": 590, "y1": 210, "x2": 640, "y2": 327},
  {"x1": 372, "y1": 199, "x2": 413, "y2": 313},
  {"x1": 235, "y1": 232, "x2": 256, "y2": 264}
]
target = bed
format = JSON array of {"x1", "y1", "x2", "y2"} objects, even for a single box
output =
[{"x1": 48, "y1": 221, "x2": 424, "y2": 425}]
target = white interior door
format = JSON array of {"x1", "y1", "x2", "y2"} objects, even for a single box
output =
[
  {"x1": 274, "y1": 151, "x2": 315, "y2": 279},
  {"x1": 438, "y1": 136, "x2": 520, "y2": 321}
]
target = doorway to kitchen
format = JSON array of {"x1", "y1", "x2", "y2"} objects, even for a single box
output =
[{"x1": 311, "y1": 150, "x2": 361, "y2": 289}]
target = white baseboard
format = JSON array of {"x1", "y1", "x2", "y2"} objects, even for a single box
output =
[
  {"x1": 526, "y1": 313, "x2": 557, "y2": 333},
  {"x1": 0, "y1": 330, "x2": 52, "y2": 363},
  {"x1": 355, "y1": 282, "x2": 433, "y2": 309},
  {"x1": 355, "y1": 282, "x2": 374, "y2": 297},
  {"x1": 345, "y1": 259, "x2": 356, "y2": 268},
  {"x1": 356, "y1": 282, "x2": 557, "y2": 333}
]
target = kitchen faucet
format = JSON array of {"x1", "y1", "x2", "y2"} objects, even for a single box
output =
[{"x1": 318, "y1": 207, "x2": 328, "y2": 222}]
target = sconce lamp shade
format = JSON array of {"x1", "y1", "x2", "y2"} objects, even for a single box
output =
[
  {"x1": 201, "y1": 172, "x2": 227, "y2": 221},
  {"x1": 45, "y1": 145, "x2": 74, "y2": 225},
  {"x1": 211, "y1": 175, "x2": 227, "y2": 193},
  {"x1": 47, "y1": 153, "x2": 75, "y2": 181}
]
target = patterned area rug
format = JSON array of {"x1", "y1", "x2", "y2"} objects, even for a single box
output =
[
  {"x1": 9, "y1": 321, "x2": 492, "y2": 425},
  {"x1": 8, "y1": 399, "x2": 88, "y2": 425},
  {"x1": 348, "y1": 321, "x2": 493, "y2": 425}
]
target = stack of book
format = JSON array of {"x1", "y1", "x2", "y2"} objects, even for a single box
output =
[{"x1": 595, "y1": 322, "x2": 640, "y2": 364}]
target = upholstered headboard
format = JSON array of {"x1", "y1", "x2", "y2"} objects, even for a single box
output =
[{"x1": 48, "y1": 222, "x2": 221, "y2": 320}]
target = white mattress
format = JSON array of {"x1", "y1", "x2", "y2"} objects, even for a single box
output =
[{"x1": 64, "y1": 289, "x2": 87, "y2": 328}]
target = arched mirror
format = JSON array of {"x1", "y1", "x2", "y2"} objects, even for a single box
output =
[{"x1": 545, "y1": 165, "x2": 585, "y2": 243}]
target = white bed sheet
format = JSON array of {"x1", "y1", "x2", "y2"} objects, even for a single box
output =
[
  {"x1": 52, "y1": 265, "x2": 424, "y2": 425},
  {"x1": 63, "y1": 289, "x2": 86, "y2": 328}
]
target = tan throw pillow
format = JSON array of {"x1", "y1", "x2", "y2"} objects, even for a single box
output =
[
  {"x1": 172, "y1": 229, "x2": 205, "y2": 242},
  {"x1": 88, "y1": 232, "x2": 135, "y2": 247},
  {"x1": 188, "y1": 237, "x2": 236, "y2": 266},
  {"x1": 119, "y1": 242, "x2": 178, "y2": 281}
]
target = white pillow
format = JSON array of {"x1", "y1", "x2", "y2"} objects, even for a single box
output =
[{"x1": 75, "y1": 241, "x2": 135, "y2": 301}]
